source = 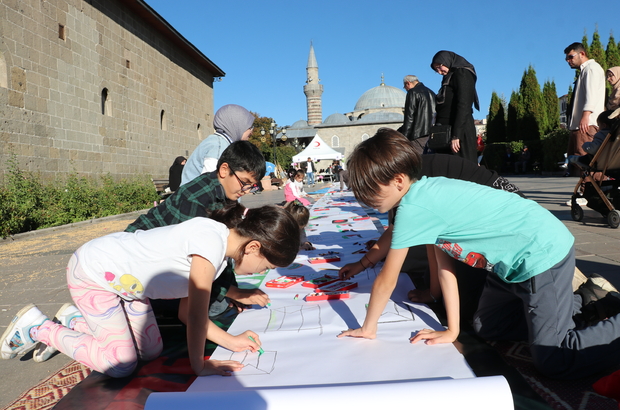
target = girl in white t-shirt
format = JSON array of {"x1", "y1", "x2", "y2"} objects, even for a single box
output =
[{"x1": 1, "y1": 204, "x2": 300, "y2": 378}]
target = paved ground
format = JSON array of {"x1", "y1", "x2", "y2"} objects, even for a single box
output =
[{"x1": 1, "y1": 175, "x2": 619, "y2": 408}]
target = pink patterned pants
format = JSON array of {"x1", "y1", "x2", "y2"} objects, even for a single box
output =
[{"x1": 37, "y1": 251, "x2": 163, "y2": 378}]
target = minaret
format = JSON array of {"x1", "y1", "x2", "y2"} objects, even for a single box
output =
[{"x1": 304, "y1": 42, "x2": 323, "y2": 126}]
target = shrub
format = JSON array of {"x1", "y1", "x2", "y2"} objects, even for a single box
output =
[{"x1": 0, "y1": 155, "x2": 159, "y2": 238}]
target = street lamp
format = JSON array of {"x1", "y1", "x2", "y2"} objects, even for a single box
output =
[{"x1": 261, "y1": 122, "x2": 287, "y2": 167}]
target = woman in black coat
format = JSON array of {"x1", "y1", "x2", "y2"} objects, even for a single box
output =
[
  {"x1": 430, "y1": 51, "x2": 480, "y2": 163},
  {"x1": 168, "y1": 156, "x2": 186, "y2": 192}
]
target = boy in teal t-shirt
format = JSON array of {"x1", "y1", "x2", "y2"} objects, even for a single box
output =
[{"x1": 338, "y1": 128, "x2": 620, "y2": 379}]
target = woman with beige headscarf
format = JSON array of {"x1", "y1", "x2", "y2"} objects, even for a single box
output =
[{"x1": 606, "y1": 67, "x2": 620, "y2": 110}]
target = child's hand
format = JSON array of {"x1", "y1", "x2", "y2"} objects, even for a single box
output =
[
  {"x1": 229, "y1": 288, "x2": 271, "y2": 307},
  {"x1": 228, "y1": 331, "x2": 262, "y2": 353},
  {"x1": 339, "y1": 261, "x2": 363, "y2": 279},
  {"x1": 409, "y1": 328, "x2": 458, "y2": 345},
  {"x1": 301, "y1": 241, "x2": 315, "y2": 250},
  {"x1": 195, "y1": 359, "x2": 244, "y2": 377},
  {"x1": 337, "y1": 327, "x2": 376, "y2": 339}
]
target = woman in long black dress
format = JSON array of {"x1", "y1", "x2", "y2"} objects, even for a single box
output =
[{"x1": 430, "y1": 51, "x2": 480, "y2": 163}]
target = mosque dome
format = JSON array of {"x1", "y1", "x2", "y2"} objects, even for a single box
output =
[
  {"x1": 291, "y1": 119, "x2": 310, "y2": 128},
  {"x1": 354, "y1": 81, "x2": 406, "y2": 111},
  {"x1": 322, "y1": 113, "x2": 350, "y2": 125},
  {"x1": 356, "y1": 111, "x2": 404, "y2": 123}
]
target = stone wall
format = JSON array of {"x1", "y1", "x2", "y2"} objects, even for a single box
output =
[{"x1": 0, "y1": 0, "x2": 221, "y2": 182}]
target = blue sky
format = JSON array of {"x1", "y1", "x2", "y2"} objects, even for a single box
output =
[{"x1": 144, "y1": 0, "x2": 617, "y2": 127}]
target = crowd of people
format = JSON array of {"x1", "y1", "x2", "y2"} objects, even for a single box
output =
[{"x1": 3, "y1": 45, "x2": 620, "y2": 389}]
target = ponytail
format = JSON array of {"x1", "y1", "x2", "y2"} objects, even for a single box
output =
[{"x1": 211, "y1": 203, "x2": 300, "y2": 267}]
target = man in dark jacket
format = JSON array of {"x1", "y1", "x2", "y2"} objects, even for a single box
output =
[{"x1": 398, "y1": 75, "x2": 436, "y2": 154}]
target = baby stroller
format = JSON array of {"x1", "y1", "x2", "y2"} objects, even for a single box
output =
[{"x1": 571, "y1": 112, "x2": 620, "y2": 228}]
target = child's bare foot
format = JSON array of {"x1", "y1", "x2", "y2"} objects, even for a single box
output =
[{"x1": 407, "y1": 289, "x2": 438, "y2": 304}]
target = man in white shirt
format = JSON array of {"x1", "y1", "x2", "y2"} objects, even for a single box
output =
[
  {"x1": 306, "y1": 157, "x2": 315, "y2": 186},
  {"x1": 564, "y1": 42, "x2": 605, "y2": 176}
]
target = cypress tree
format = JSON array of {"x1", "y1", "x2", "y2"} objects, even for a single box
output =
[
  {"x1": 506, "y1": 91, "x2": 521, "y2": 142},
  {"x1": 606, "y1": 33, "x2": 620, "y2": 69},
  {"x1": 487, "y1": 91, "x2": 506, "y2": 143},
  {"x1": 590, "y1": 28, "x2": 607, "y2": 71},
  {"x1": 582, "y1": 32, "x2": 590, "y2": 56},
  {"x1": 542, "y1": 80, "x2": 560, "y2": 134},
  {"x1": 518, "y1": 66, "x2": 547, "y2": 140}
]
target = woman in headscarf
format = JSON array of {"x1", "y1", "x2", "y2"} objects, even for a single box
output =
[
  {"x1": 606, "y1": 67, "x2": 620, "y2": 111},
  {"x1": 167, "y1": 156, "x2": 186, "y2": 192},
  {"x1": 430, "y1": 51, "x2": 480, "y2": 163},
  {"x1": 181, "y1": 104, "x2": 255, "y2": 186}
]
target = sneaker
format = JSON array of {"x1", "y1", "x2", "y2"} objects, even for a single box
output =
[
  {"x1": 575, "y1": 276, "x2": 611, "y2": 306},
  {"x1": 33, "y1": 303, "x2": 82, "y2": 363},
  {"x1": 589, "y1": 273, "x2": 619, "y2": 293},
  {"x1": 574, "y1": 291, "x2": 620, "y2": 329},
  {"x1": 1, "y1": 304, "x2": 49, "y2": 360}
]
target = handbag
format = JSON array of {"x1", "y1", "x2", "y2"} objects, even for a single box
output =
[{"x1": 427, "y1": 125, "x2": 452, "y2": 150}]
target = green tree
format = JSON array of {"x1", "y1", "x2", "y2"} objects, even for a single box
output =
[
  {"x1": 486, "y1": 91, "x2": 506, "y2": 143},
  {"x1": 542, "y1": 80, "x2": 560, "y2": 133},
  {"x1": 249, "y1": 113, "x2": 276, "y2": 162},
  {"x1": 518, "y1": 66, "x2": 547, "y2": 140},
  {"x1": 590, "y1": 27, "x2": 607, "y2": 71},
  {"x1": 582, "y1": 32, "x2": 590, "y2": 56},
  {"x1": 506, "y1": 90, "x2": 521, "y2": 142},
  {"x1": 606, "y1": 32, "x2": 620, "y2": 69}
]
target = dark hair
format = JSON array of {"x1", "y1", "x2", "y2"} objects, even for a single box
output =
[
  {"x1": 598, "y1": 110, "x2": 616, "y2": 129},
  {"x1": 564, "y1": 42, "x2": 586, "y2": 56},
  {"x1": 294, "y1": 169, "x2": 305, "y2": 180},
  {"x1": 217, "y1": 141, "x2": 266, "y2": 181},
  {"x1": 211, "y1": 203, "x2": 300, "y2": 267},
  {"x1": 346, "y1": 128, "x2": 421, "y2": 208},
  {"x1": 284, "y1": 200, "x2": 310, "y2": 227}
]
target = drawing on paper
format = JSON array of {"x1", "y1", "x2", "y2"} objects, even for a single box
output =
[
  {"x1": 378, "y1": 301, "x2": 415, "y2": 323},
  {"x1": 229, "y1": 350, "x2": 277, "y2": 375},
  {"x1": 264, "y1": 305, "x2": 323, "y2": 335}
]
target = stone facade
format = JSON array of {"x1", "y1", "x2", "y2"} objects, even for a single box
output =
[{"x1": 0, "y1": 0, "x2": 224, "y2": 182}]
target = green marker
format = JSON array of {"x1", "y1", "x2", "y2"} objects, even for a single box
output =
[{"x1": 248, "y1": 335, "x2": 264, "y2": 356}]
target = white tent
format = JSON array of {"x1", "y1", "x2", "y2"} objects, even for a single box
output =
[{"x1": 292, "y1": 134, "x2": 343, "y2": 163}]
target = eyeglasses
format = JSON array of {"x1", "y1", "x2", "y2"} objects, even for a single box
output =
[
  {"x1": 231, "y1": 170, "x2": 258, "y2": 193},
  {"x1": 566, "y1": 53, "x2": 578, "y2": 61}
]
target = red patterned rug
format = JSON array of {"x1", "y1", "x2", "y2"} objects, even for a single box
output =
[
  {"x1": 1, "y1": 362, "x2": 90, "y2": 410},
  {"x1": 491, "y1": 340, "x2": 618, "y2": 410}
]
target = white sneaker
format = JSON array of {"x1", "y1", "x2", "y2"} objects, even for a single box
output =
[
  {"x1": 33, "y1": 303, "x2": 82, "y2": 363},
  {"x1": 1, "y1": 304, "x2": 49, "y2": 359}
]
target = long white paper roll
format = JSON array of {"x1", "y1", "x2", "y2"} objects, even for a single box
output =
[{"x1": 145, "y1": 376, "x2": 513, "y2": 410}]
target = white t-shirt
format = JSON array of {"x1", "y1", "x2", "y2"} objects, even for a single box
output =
[{"x1": 78, "y1": 218, "x2": 229, "y2": 300}]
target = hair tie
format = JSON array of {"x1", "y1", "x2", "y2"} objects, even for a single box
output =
[
  {"x1": 241, "y1": 208, "x2": 249, "y2": 220},
  {"x1": 293, "y1": 199, "x2": 303, "y2": 207}
]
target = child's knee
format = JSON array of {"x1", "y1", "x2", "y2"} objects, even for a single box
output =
[
  {"x1": 139, "y1": 340, "x2": 163, "y2": 361},
  {"x1": 103, "y1": 357, "x2": 138, "y2": 378}
]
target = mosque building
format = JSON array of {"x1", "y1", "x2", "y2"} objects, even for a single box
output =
[{"x1": 284, "y1": 44, "x2": 406, "y2": 165}]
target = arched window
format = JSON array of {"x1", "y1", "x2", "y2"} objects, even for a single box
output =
[
  {"x1": 362, "y1": 133, "x2": 370, "y2": 141},
  {"x1": 101, "y1": 88, "x2": 111, "y2": 116},
  {"x1": 331, "y1": 135, "x2": 340, "y2": 147},
  {"x1": 197, "y1": 123, "x2": 202, "y2": 139},
  {"x1": 160, "y1": 110, "x2": 167, "y2": 130}
]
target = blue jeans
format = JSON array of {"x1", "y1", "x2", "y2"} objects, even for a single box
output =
[{"x1": 306, "y1": 172, "x2": 315, "y2": 185}]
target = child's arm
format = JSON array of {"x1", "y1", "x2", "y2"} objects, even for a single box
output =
[
  {"x1": 226, "y1": 286, "x2": 271, "y2": 307},
  {"x1": 187, "y1": 255, "x2": 260, "y2": 376},
  {"x1": 339, "y1": 226, "x2": 393, "y2": 279},
  {"x1": 410, "y1": 246, "x2": 460, "y2": 345},
  {"x1": 338, "y1": 247, "x2": 408, "y2": 339}
]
